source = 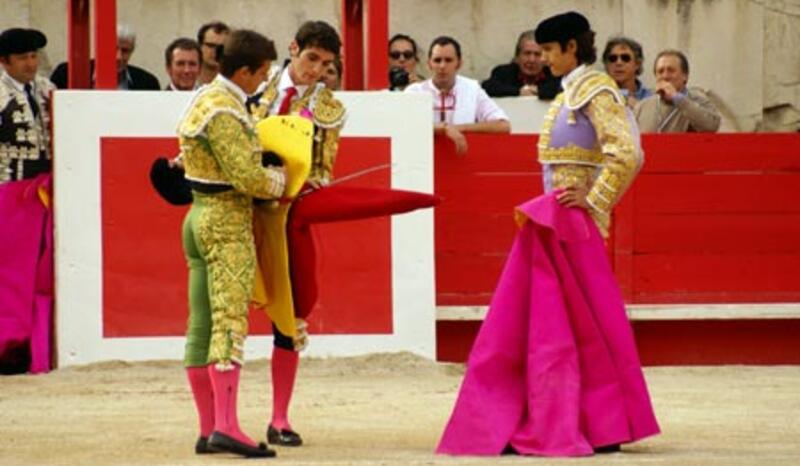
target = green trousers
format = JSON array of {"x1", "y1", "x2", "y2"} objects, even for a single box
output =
[{"x1": 182, "y1": 191, "x2": 256, "y2": 368}]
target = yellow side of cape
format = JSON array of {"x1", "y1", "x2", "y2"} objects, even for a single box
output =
[
  {"x1": 252, "y1": 203, "x2": 296, "y2": 337},
  {"x1": 255, "y1": 115, "x2": 314, "y2": 198},
  {"x1": 251, "y1": 115, "x2": 313, "y2": 340}
]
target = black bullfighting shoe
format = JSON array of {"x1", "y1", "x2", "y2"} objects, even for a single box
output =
[
  {"x1": 194, "y1": 436, "x2": 220, "y2": 454},
  {"x1": 594, "y1": 443, "x2": 622, "y2": 454},
  {"x1": 267, "y1": 425, "x2": 303, "y2": 446},
  {"x1": 208, "y1": 431, "x2": 277, "y2": 458},
  {"x1": 501, "y1": 444, "x2": 518, "y2": 455}
]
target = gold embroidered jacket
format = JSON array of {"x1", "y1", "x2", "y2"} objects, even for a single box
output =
[
  {"x1": 178, "y1": 78, "x2": 285, "y2": 199},
  {"x1": 537, "y1": 68, "x2": 642, "y2": 235}
]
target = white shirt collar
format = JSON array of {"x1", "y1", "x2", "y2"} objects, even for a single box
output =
[
  {"x1": 215, "y1": 74, "x2": 247, "y2": 103},
  {"x1": 426, "y1": 74, "x2": 462, "y2": 96},
  {"x1": 279, "y1": 66, "x2": 309, "y2": 96},
  {"x1": 2, "y1": 71, "x2": 30, "y2": 93},
  {"x1": 560, "y1": 64, "x2": 588, "y2": 89},
  {"x1": 168, "y1": 81, "x2": 199, "y2": 91}
]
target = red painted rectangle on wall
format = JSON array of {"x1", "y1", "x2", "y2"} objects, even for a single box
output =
[{"x1": 100, "y1": 136, "x2": 392, "y2": 337}]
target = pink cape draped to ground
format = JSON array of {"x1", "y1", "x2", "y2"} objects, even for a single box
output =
[
  {"x1": 0, "y1": 174, "x2": 53, "y2": 374},
  {"x1": 437, "y1": 192, "x2": 659, "y2": 456}
]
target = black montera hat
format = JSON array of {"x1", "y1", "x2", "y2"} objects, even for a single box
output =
[
  {"x1": 534, "y1": 11, "x2": 590, "y2": 44},
  {"x1": 0, "y1": 28, "x2": 47, "y2": 56},
  {"x1": 150, "y1": 158, "x2": 193, "y2": 206}
]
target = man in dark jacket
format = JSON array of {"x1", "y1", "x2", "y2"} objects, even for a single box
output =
[
  {"x1": 50, "y1": 24, "x2": 159, "y2": 90},
  {"x1": 482, "y1": 30, "x2": 560, "y2": 100}
]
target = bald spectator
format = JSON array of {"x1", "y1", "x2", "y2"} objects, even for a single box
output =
[
  {"x1": 482, "y1": 30, "x2": 560, "y2": 100},
  {"x1": 50, "y1": 24, "x2": 159, "y2": 90},
  {"x1": 635, "y1": 49, "x2": 720, "y2": 132},
  {"x1": 196, "y1": 21, "x2": 230, "y2": 85},
  {"x1": 164, "y1": 38, "x2": 201, "y2": 91}
]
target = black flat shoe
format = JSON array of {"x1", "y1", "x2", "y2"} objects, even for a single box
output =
[
  {"x1": 594, "y1": 443, "x2": 621, "y2": 454},
  {"x1": 267, "y1": 425, "x2": 303, "y2": 446},
  {"x1": 501, "y1": 444, "x2": 518, "y2": 455},
  {"x1": 208, "y1": 431, "x2": 277, "y2": 458},
  {"x1": 195, "y1": 436, "x2": 220, "y2": 454}
]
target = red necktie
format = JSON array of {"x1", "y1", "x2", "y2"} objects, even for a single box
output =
[{"x1": 278, "y1": 87, "x2": 297, "y2": 115}]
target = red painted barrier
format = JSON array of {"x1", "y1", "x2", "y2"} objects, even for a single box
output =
[
  {"x1": 100, "y1": 136, "x2": 393, "y2": 337},
  {"x1": 619, "y1": 133, "x2": 800, "y2": 303},
  {"x1": 434, "y1": 133, "x2": 800, "y2": 305},
  {"x1": 434, "y1": 132, "x2": 800, "y2": 364},
  {"x1": 434, "y1": 134, "x2": 540, "y2": 305}
]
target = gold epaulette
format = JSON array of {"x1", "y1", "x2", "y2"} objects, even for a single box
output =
[
  {"x1": 312, "y1": 87, "x2": 346, "y2": 129},
  {"x1": 178, "y1": 82, "x2": 252, "y2": 138},
  {"x1": 564, "y1": 70, "x2": 624, "y2": 110}
]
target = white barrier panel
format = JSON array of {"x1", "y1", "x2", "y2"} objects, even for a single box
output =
[
  {"x1": 494, "y1": 96, "x2": 551, "y2": 134},
  {"x1": 53, "y1": 90, "x2": 435, "y2": 367}
]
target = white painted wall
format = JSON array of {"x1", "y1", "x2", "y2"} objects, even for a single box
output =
[{"x1": 52, "y1": 90, "x2": 436, "y2": 366}]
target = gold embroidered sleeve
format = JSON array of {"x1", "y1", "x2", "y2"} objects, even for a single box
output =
[
  {"x1": 584, "y1": 91, "x2": 639, "y2": 218},
  {"x1": 309, "y1": 126, "x2": 341, "y2": 183},
  {"x1": 206, "y1": 112, "x2": 285, "y2": 199}
]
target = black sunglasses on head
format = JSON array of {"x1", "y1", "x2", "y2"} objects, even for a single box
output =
[
  {"x1": 390, "y1": 50, "x2": 415, "y2": 60},
  {"x1": 607, "y1": 53, "x2": 633, "y2": 63}
]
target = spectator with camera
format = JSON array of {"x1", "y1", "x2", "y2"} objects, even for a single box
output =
[
  {"x1": 405, "y1": 36, "x2": 510, "y2": 155},
  {"x1": 482, "y1": 30, "x2": 560, "y2": 100},
  {"x1": 388, "y1": 34, "x2": 424, "y2": 91}
]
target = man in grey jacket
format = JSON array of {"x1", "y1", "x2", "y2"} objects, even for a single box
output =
[{"x1": 634, "y1": 49, "x2": 720, "y2": 132}]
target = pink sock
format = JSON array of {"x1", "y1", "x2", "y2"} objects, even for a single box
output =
[
  {"x1": 186, "y1": 366, "x2": 215, "y2": 437},
  {"x1": 270, "y1": 347, "x2": 299, "y2": 431},
  {"x1": 208, "y1": 364, "x2": 257, "y2": 447}
]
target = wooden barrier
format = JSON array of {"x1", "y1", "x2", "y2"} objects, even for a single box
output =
[
  {"x1": 434, "y1": 132, "x2": 800, "y2": 305},
  {"x1": 616, "y1": 133, "x2": 800, "y2": 303},
  {"x1": 434, "y1": 132, "x2": 800, "y2": 364}
]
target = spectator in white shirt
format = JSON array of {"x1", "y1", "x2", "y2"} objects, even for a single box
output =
[{"x1": 406, "y1": 36, "x2": 510, "y2": 154}]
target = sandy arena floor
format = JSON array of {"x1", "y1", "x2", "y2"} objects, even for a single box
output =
[{"x1": 2, "y1": 353, "x2": 799, "y2": 465}]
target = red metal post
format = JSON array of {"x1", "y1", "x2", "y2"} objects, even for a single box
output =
[
  {"x1": 94, "y1": 0, "x2": 117, "y2": 89},
  {"x1": 341, "y1": 0, "x2": 364, "y2": 90},
  {"x1": 67, "y1": 0, "x2": 90, "y2": 89},
  {"x1": 365, "y1": 0, "x2": 389, "y2": 90}
]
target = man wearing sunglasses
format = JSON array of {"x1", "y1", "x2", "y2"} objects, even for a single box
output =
[
  {"x1": 388, "y1": 34, "x2": 424, "y2": 90},
  {"x1": 197, "y1": 21, "x2": 230, "y2": 85},
  {"x1": 406, "y1": 36, "x2": 510, "y2": 155},
  {"x1": 602, "y1": 36, "x2": 652, "y2": 108},
  {"x1": 634, "y1": 49, "x2": 720, "y2": 133}
]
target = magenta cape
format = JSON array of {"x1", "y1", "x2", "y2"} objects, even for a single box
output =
[
  {"x1": 437, "y1": 192, "x2": 659, "y2": 456},
  {"x1": 0, "y1": 174, "x2": 54, "y2": 374}
]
